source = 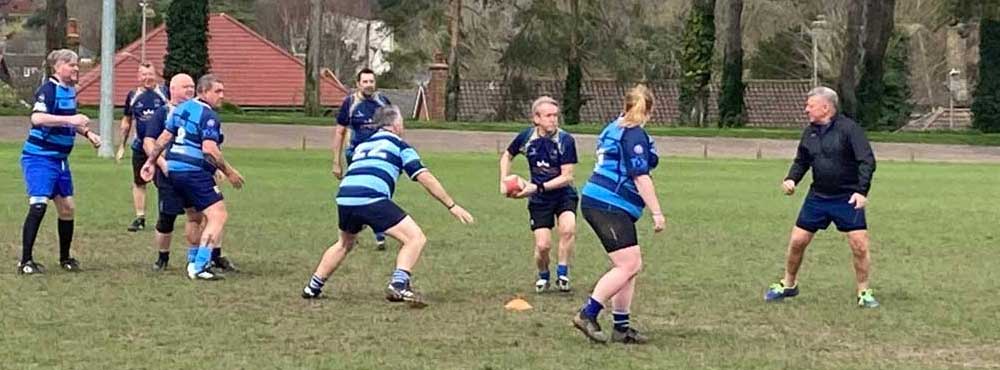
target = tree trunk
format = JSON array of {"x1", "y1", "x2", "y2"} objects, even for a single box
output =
[
  {"x1": 445, "y1": 0, "x2": 461, "y2": 121},
  {"x1": 562, "y1": 0, "x2": 583, "y2": 125},
  {"x1": 856, "y1": 0, "x2": 896, "y2": 129},
  {"x1": 837, "y1": 0, "x2": 864, "y2": 119},
  {"x1": 304, "y1": 0, "x2": 323, "y2": 116},
  {"x1": 46, "y1": 0, "x2": 68, "y2": 52},
  {"x1": 719, "y1": 0, "x2": 745, "y2": 128}
]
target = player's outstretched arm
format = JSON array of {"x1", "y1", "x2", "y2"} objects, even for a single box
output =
[
  {"x1": 31, "y1": 112, "x2": 89, "y2": 128},
  {"x1": 414, "y1": 171, "x2": 474, "y2": 224}
]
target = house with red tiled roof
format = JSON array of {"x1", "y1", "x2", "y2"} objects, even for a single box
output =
[
  {"x1": 77, "y1": 13, "x2": 349, "y2": 108},
  {"x1": 0, "y1": 0, "x2": 36, "y2": 18}
]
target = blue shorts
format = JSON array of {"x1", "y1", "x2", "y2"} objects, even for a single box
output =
[
  {"x1": 796, "y1": 192, "x2": 867, "y2": 233},
  {"x1": 337, "y1": 199, "x2": 408, "y2": 234},
  {"x1": 154, "y1": 170, "x2": 187, "y2": 216},
  {"x1": 21, "y1": 155, "x2": 73, "y2": 199},
  {"x1": 168, "y1": 170, "x2": 224, "y2": 212}
]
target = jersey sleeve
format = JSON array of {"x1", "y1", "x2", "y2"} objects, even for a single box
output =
[
  {"x1": 201, "y1": 111, "x2": 222, "y2": 143},
  {"x1": 165, "y1": 108, "x2": 179, "y2": 135},
  {"x1": 336, "y1": 96, "x2": 352, "y2": 126},
  {"x1": 399, "y1": 141, "x2": 427, "y2": 180},
  {"x1": 122, "y1": 90, "x2": 134, "y2": 117},
  {"x1": 505, "y1": 129, "x2": 528, "y2": 157},
  {"x1": 31, "y1": 83, "x2": 55, "y2": 114},
  {"x1": 621, "y1": 128, "x2": 654, "y2": 178},
  {"x1": 560, "y1": 133, "x2": 579, "y2": 165}
]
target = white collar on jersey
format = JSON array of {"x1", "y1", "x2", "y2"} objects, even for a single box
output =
[{"x1": 48, "y1": 76, "x2": 70, "y2": 88}]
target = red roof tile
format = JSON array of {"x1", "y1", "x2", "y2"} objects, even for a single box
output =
[{"x1": 77, "y1": 13, "x2": 348, "y2": 107}]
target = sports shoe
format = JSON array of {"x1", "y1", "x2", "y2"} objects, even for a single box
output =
[
  {"x1": 375, "y1": 239, "x2": 386, "y2": 251},
  {"x1": 534, "y1": 278, "x2": 550, "y2": 293},
  {"x1": 611, "y1": 328, "x2": 649, "y2": 344},
  {"x1": 556, "y1": 275, "x2": 571, "y2": 292},
  {"x1": 187, "y1": 263, "x2": 223, "y2": 281},
  {"x1": 127, "y1": 217, "x2": 146, "y2": 232},
  {"x1": 764, "y1": 281, "x2": 799, "y2": 302},
  {"x1": 572, "y1": 312, "x2": 608, "y2": 343},
  {"x1": 60, "y1": 258, "x2": 81, "y2": 272},
  {"x1": 152, "y1": 259, "x2": 168, "y2": 271},
  {"x1": 211, "y1": 256, "x2": 239, "y2": 273},
  {"x1": 302, "y1": 286, "x2": 322, "y2": 299},
  {"x1": 857, "y1": 289, "x2": 880, "y2": 308},
  {"x1": 385, "y1": 283, "x2": 427, "y2": 308},
  {"x1": 16, "y1": 260, "x2": 45, "y2": 275}
]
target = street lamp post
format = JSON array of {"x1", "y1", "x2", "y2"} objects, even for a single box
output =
[
  {"x1": 810, "y1": 16, "x2": 828, "y2": 88},
  {"x1": 139, "y1": 0, "x2": 149, "y2": 63}
]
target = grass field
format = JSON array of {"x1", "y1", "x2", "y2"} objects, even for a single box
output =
[{"x1": 1, "y1": 142, "x2": 999, "y2": 369}]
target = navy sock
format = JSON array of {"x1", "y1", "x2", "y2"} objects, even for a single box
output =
[
  {"x1": 538, "y1": 270, "x2": 551, "y2": 281},
  {"x1": 211, "y1": 247, "x2": 222, "y2": 263},
  {"x1": 391, "y1": 268, "x2": 411, "y2": 288},
  {"x1": 21, "y1": 203, "x2": 46, "y2": 263},
  {"x1": 556, "y1": 264, "x2": 568, "y2": 278},
  {"x1": 612, "y1": 311, "x2": 630, "y2": 332},
  {"x1": 580, "y1": 296, "x2": 604, "y2": 319},
  {"x1": 57, "y1": 219, "x2": 73, "y2": 261},
  {"x1": 308, "y1": 274, "x2": 326, "y2": 292},
  {"x1": 157, "y1": 251, "x2": 170, "y2": 263}
]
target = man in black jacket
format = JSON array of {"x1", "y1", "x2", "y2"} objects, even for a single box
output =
[{"x1": 764, "y1": 86, "x2": 879, "y2": 308}]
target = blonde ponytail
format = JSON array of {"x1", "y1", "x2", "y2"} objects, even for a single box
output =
[{"x1": 621, "y1": 84, "x2": 654, "y2": 128}]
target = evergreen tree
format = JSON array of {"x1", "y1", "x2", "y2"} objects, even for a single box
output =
[
  {"x1": 972, "y1": 19, "x2": 1000, "y2": 132},
  {"x1": 163, "y1": 0, "x2": 210, "y2": 82},
  {"x1": 678, "y1": 0, "x2": 715, "y2": 126}
]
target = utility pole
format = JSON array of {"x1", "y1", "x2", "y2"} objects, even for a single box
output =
[
  {"x1": 98, "y1": 0, "x2": 116, "y2": 158},
  {"x1": 139, "y1": 0, "x2": 149, "y2": 63}
]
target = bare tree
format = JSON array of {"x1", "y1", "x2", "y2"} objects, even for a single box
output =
[
  {"x1": 837, "y1": 0, "x2": 864, "y2": 118},
  {"x1": 305, "y1": 0, "x2": 323, "y2": 116},
  {"x1": 46, "y1": 0, "x2": 68, "y2": 52}
]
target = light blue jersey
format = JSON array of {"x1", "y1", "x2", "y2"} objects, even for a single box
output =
[
  {"x1": 164, "y1": 98, "x2": 222, "y2": 174},
  {"x1": 580, "y1": 117, "x2": 659, "y2": 219},
  {"x1": 335, "y1": 130, "x2": 426, "y2": 206},
  {"x1": 22, "y1": 77, "x2": 79, "y2": 159}
]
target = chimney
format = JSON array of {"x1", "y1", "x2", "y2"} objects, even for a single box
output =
[
  {"x1": 66, "y1": 18, "x2": 80, "y2": 52},
  {"x1": 427, "y1": 51, "x2": 448, "y2": 121}
]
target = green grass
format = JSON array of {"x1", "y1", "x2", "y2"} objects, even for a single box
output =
[
  {"x1": 6, "y1": 106, "x2": 1000, "y2": 146},
  {"x1": 1, "y1": 144, "x2": 999, "y2": 369}
]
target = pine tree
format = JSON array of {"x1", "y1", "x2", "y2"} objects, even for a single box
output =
[
  {"x1": 163, "y1": 0, "x2": 210, "y2": 82},
  {"x1": 972, "y1": 19, "x2": 1000, "y2": 132}
]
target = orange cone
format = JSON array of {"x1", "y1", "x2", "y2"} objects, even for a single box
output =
[{"x1": 504, "y1": 297, "x2": 533, "y2": 311}]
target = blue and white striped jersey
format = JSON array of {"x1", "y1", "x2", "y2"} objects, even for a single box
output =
[
  {"x1": 336, "y1": 130, "x2": 427, "y2": 206},
  {"x1": 22, "y1": 77, "x2": 79, "y2": 159},
  {"x1": 164, "y1": 98, "x2": 222, "y2": 174},
  {"x1": 580, "y1": 117, "x2": 660, "y2": 219}
]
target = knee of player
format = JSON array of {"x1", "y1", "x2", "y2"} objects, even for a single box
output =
[
  {"x1": 557, "y1": 226, "x2": 576, "y2": 241},
  {"x1": 56, "y1": 203, "x2": 75, "y2": 218},
  {"x1": 155, "y1": 213, "x2": 177, "y2": 234},
  {"x1": 848, "y1": 239, "x2": 869, "y2": 254},
  {"x1": 534, "y1": 240, "x2": 552, "y2": 252},
  {"x1": 27, "y1": 201, "x2": 47, "y2": 216},
  {"x1": 622, "y1": 255, "x2": 643, "y2": 275}
]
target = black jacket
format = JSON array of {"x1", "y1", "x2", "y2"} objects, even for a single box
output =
[{"x1": 786, "y1": 114, "x2": 876, "y2": 196}]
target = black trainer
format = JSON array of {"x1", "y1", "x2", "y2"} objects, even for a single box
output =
[
  {"x1": 385, "y1": 283, "x2": 427, "y2": 308},
  {"x1": 572, "y1": 312, "x2": 608, "y2": 343},
  {"x1": 152, "y1": 259, "x2": 168, "y2": 271},
  {"x1": 611, "y1": 327, "x2": 649, "y2": 344},
  {"x1": 60, "y1": 258, "x2": 81, "y2": 272},
  {"x1": 127, "y1": 217, "x2": 146, "y2": 232},
  {"x1": 17, "y1": 260, "x2": 45, "y2": 275},
  {"x1": 211, "y1": 256, "x2": 239, "y2": 273},
  {"x1": 302, "y1": 286, "x2": 322, "y2": 299}
]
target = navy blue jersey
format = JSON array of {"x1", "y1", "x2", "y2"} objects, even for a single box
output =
[
  {"x1": 336, "y1": 130, "x2": 426, "y2": 206},
  {"x1": 22, "y1": 77, "x2": 79, "y2": 159},
  {"x1": 336, "y1": 92, "x2": 391, "y2": 149},
  {"x1": 581, "y1": 117, "x2": 659, "y2": 219},
  {"x1": 124, "y1": 85, "x2": 169, "y2": 152},
  {"x1": 506, "y1": 127, "x2": 578, "y2": 204},
  {"x1": 165, "y1": 99, "x2": 222, "y2": 174},
  {"x1": 142, "y1": 103, "x2": 175, "y2": 154}
]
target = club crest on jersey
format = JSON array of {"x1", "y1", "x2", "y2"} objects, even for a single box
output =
[
  {"x1": 633, "y1": 144, "x2": 644, "y2": 154},
  {"x1": 535, "y1": 160, "x2": 550, "y2": 168},
  {"x1": 206, "y1": 119, "x2": 216, "y2": 127}
]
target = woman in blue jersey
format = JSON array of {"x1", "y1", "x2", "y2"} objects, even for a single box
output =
[{"x1": 573, "y1": 85, "x2": 665, "y2": 344}]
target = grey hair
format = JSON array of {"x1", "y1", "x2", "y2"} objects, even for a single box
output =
[
  {"x1": 197, "y1": 74, "x2": 223, "y2": 93},
  {"x1": 807, "y1": 86, "x2": 839, "y2": 112},
  {"x1": 370, "y1": 105, "x2": 403, "y2": 129},
  {"x1": 46, "y1": 49, "x2": 78, "y2": 67},
  {"x1": 531, "y1": 96, "x2": 559, "y2": 115}
]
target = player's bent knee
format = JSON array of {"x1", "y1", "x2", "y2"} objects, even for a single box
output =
[{"x1": 155, "y1": 213, "x2": 177, "y2": 234}]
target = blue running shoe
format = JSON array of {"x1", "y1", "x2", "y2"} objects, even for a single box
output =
[
  {"x1": 857, "y1": 289, "x2": 880, "y2": 308},
  {"x1": 764, "y1": 281, "x2": 799, "y2": 302}
]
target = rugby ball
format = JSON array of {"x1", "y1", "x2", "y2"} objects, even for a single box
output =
[{"x1": 503, "y1": 175, "x2": 526, "y2": 197}]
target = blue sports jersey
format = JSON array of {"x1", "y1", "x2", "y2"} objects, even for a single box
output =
[
  {"x1": 336, "y1": 130, "x2": 426, "y2": 206},
  {"x1": 336, "y1": 92, "x2": 391, "y2": 150},
  {"x1": 21, "y1": 77, "x2": 79, "y2": 159},
  {"x1": 506, "y1": 127, "x2": 578, "y2": 204},
  {"x1": 124, "y1": 85, "x2": 169, "y2": 152},
  {"x1": 580, "y1": 117, "x2": 660, "y2": 219},
  {"x1": 164, "y1": 98, "x2": 222, "y2": 174}
]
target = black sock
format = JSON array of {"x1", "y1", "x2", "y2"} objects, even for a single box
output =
[
  {"x1": 211, "y1": 248, "x2": 222, "y2": 263},
  {"x1": 58, "y1": 219, "x2": 73, "y2": 261},
  {"x1": 21, "y1": 203, "x2": 47, "y2": 263},
  {"x1": 158, "y1": 251, "x2": 170, "y2": 263}
]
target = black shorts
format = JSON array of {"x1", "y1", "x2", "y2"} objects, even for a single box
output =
[
  {"x1": 528, "y1": 194, "x2": 578, "y2": 231},
  {"x1": 154, "y1": 171, "x2": 187, "y2": 216},
  {"x1": 795, "y1": 192, "x2": 867, "y2": 233},
  {"x1": 337, "y1": 199, "x2": 408, "y2": 234},
  {"x1": 582, "y1": 206, "x2": 638, "y2": 253},
  {"x1": 131, "y1": 150, "x2": 149, "y2": 186}
]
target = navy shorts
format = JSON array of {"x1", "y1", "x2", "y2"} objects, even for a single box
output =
[
  {"x1": 528, "y1": 194, "x2": 578, "y2": 231},
  {"x1": 21, "y1": 155, "x2": 73, "y2": 200},
  {"x1": 337, "y1": 199, "x2": 408, "y2": 234},
  {"x1": 168, "y1": 170, "x2": 224, "y2": 212},
  {"x1": 795, "y1": 192, "x2": 867, "y2": 233},
  {"x1": 154, "y1": 170, "x2": 187, "y2": 216}
]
